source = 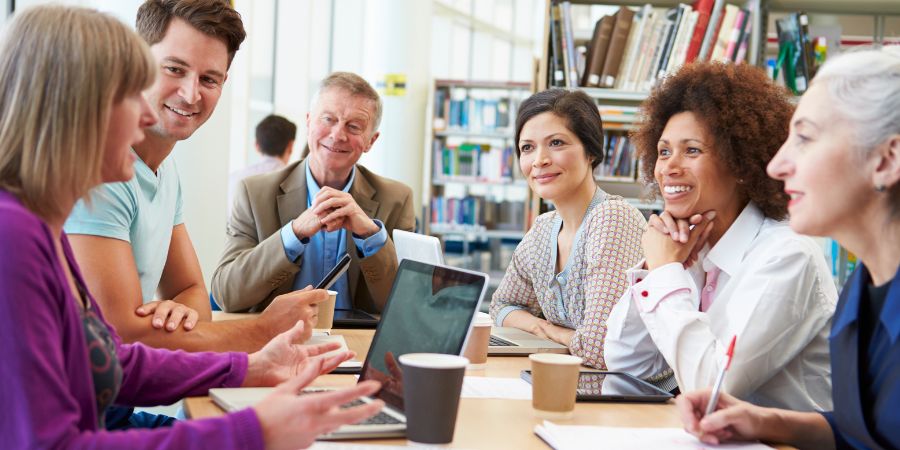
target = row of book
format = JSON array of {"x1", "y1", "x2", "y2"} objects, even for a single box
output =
[
  {"x1": 773, "y1": 12, "x2": 818, "y2": 95},
  {"x1": 430, "y1": 197, "x2": 526, "y2": 231},
  {"x1": 432, "y1": 141, "x2": 520, "y2": 183},
  {"x1": 433, "y1": 87, "x2": 519, "y2": 132},
  {"x1": 549, "y1": 0, "x2": 759, "y2": 92},
  {"x1": 593, "y1": 133, "x2": 638, "y2": 180}
]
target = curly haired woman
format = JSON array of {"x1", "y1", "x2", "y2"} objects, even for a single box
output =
[{"x1": 602, "y1": 62, "x2": 838, "y2": 411}]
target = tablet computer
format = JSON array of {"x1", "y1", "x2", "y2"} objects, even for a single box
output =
[
  {"x1": 520, "y1": 370, "x2": 673, "y2": 403},
  {"x1": 332, "y1": 308, "x2": 379, "y2": 329}
]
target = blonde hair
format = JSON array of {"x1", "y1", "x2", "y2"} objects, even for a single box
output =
[{"x1": 0, "y1": 5, "x2": 156, "y2": 220}]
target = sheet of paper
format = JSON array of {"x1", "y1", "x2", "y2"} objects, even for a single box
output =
[
  {"x1": 461, "y1": 376, "x2": 532, "y2": 400},
  {"x1": 312, "y1": 443, "x2": 465, "y2": 450},
  {"x1": 307, "y1": 334, "x2": 362, "y2": 368},
  {"x1": 535, "y1": 421, "x2": 774, "y2": 450}
]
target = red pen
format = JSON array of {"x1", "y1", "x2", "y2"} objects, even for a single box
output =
[{"x1": 704, "y1": 335, "x2": 737, "y2": 416}]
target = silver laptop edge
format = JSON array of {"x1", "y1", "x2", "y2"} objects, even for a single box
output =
[{"x1": 489, "y1": 327, "x2": 568, "y2": 355}]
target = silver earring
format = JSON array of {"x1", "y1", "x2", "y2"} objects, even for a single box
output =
[{"x1": 875, "y1": 184, "x2": 886, "y2": 192}]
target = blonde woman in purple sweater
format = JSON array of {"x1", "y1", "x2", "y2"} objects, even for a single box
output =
[{"x1": 0, "y1": 6, "x2": 381, "y2": 449}]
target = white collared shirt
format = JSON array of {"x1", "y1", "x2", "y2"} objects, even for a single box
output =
[{"x1": 604, "y1": 203, "x2": 837, "y2": 411}]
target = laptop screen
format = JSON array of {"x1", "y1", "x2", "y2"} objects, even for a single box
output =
[{"x1": 359, "y1": 259, "x2": 486, "y2": 412}]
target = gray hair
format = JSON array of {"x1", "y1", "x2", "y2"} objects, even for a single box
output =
[
  {"x1": 812, "y1": 46, "x2": 900, "y2": 218},
  {"x1": 309, "y1": 72, "x2": 383, "y2": 132},
  {"x1": 813, "y1": 46, "x2": 900, "y2": 155}
]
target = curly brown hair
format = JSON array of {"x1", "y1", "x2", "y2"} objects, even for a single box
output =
[{"x1": 632, "y1": 62, "x2": 794, "y2": 220}]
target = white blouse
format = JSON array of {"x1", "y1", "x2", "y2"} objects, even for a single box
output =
[{"x1": 604, "y1": 203, "x2": 837, "y2": 411}]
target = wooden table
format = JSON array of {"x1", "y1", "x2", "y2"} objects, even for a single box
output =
[{"x1": 187, "y1": 323, "x2": 684, "y2": 449}]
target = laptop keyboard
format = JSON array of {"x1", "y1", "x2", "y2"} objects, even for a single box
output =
[
  {"x1": 302, "y1": 390, "x2": 402, "y2": 425},
  {"x1": 340, "y1": 399, "x2": 403, "y2": 425},
  {"x1": 490, "y1": 335, "x2": 518, "y2": 347}
]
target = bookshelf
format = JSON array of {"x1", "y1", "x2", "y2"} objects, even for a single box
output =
[
  {"x1": 423, "y1": 79, "x2": 532, "y2": 288},
  {"x1": 536, "y1": 0, "x2": 897, "y2": 288}
]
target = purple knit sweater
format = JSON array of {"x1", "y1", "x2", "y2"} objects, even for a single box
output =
[{"x1": 0, "y1": 191, "x2": 264, "y2": 449}]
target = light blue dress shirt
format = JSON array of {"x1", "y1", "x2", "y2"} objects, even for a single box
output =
[{"x1": 279, "y1": 163, "x2": 388, "y2": 310}]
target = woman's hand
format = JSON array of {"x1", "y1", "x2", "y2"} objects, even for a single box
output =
[
  {"x1": 643, "y1": 211, "x2": 715, "y2": 270},
  {"x1": 244, "y1": 320, "x2": 348, "y2": 387},
  {"x1": 676, "y1": 389, "x2": 770, "y2": 445},
  {"x1": 536, "y1": 320, "x2": 575, "y2": 346},
  {"x1": 254, "y1": 354, "x2": 383, "y2": 450},
  {"x1": 135, "y1": 300, "x2": 200, "y2": 331}
]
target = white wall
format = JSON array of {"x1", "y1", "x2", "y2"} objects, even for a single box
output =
[{"x1": 2, "y1": 0, "x2": 543, "y2": 287}]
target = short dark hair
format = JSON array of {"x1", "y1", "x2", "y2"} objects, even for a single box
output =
[
  {"x1": 136, "y1": 0, "x2": 246, "y2": 68},
  {"x1": 632, "y1": 62, "x2": 794, "y2": 220},
  {"x1": 255, "y1": 115, "x2": 297, "y2": 157},
  {"x1": 514, "y1": 89, "x2": 604, "y2": 168}
]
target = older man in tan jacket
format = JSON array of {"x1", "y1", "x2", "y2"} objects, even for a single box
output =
[{"x1": 213, "y1": 72, "x2": 415, "y2": 313}]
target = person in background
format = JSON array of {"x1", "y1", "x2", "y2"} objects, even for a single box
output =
[
  {"x1": 677, "y1": 47, "x2": 900, "y2": 449},
  {"x1": 0, "y1": 5, "x2": 381, "y2": 448},
  {"x1": 489, "y1": 89, "x2": 647, "y2": 370},
  {"x1": 213, "y1": 72, "x2": 416, "y2": 314},
  {"x1": 64, "y1": 0, "x2": 320, "y2": 354},
  {"x1": 603, "y1": 62, "x2": 837, "y2": 410},
  {"x1": 227, "y1": 114, "x2": 296, "y2": 216}
]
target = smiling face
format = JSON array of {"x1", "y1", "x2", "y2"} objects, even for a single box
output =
[
  {"x1": 143, "y1": 18, "x2": 228, "y2": 143},
  {"x1": 655, "y1": 111, "x2": 743, "y2": 219},
  {"x1": 518, "y1": 112, "x2": 594, "y2": 202},
  {"x1": 306, "y1": 87, "x2": 380, "y2": 180},
  {"x1": 767, "y1": 82, "x2": 877, "y2": 237},
  {"x1": 102, "y1": 92, "x2": 158, "y2": 183}
]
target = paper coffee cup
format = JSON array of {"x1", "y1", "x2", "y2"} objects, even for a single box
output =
[
  {"x1": 400, "y1": 353, "x2": 469, "y2": 445},
  {"x1": 463, "y1": 312, "x2": 493, "y2": 368},
  {"x1": 315, "y1": 290, "x2": 337, "y2": 330},
  {"x1": 529, "y1": 353, "x2": 582, "y2": 419}
]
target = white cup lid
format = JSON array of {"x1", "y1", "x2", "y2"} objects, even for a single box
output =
[
  {"x1": 529, "y1": 353, "x2": 582, "y2": 366},
  {"x1": 398, "y1": 353, "x2": 469, "y2": 369},
  {"x1": 473, "y1": 312, "x2": 493, "y2": 327}
]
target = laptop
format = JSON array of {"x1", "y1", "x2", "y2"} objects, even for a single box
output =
[
  {"x1": 391, "y1": 230, "x2": 567, "y2": 356},
  {"x1": 210, "y1": 259, "x2": 489, "y2": 440},
  {"x1": 393, "y1": 229, "x2": 444, "y2": 265},
  {"x1": 489, "y1": 326, "x2": 569, "y2": 355}
]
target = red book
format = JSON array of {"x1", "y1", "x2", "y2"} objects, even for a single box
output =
[{"x1": 685, "y1": 0, "x2": 715, "y2": 62}]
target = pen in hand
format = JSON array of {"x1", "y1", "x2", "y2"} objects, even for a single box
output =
[{"x1": 704, "y1": 335, "x2": 737, "y2": 417}]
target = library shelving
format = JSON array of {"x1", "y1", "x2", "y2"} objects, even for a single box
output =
[
  {"x1": 423, "y1": 79, "x2": 533, "y2": 288},
  {"x1": 537, "y1": 0, "x2": 897, "y2": 288}
]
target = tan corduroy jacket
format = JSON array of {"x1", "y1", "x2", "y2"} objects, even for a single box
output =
[{"x1": 212, "y1": 159, "x2": 415, "y2": 313}]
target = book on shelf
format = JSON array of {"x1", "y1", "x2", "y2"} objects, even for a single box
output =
[
  {"x1": 774, "y1": 11, "x2": 816, "y2": 95},
  {"x1": 433, "y1": 141, "x2": 519, "y2": 183},
  {"x1": 583, "y1": 13, "x2": 615, "y2": 87},
  {"x1": 550, "y1": 0, "x2": 761, "y2": 92},
  {"x1": 431, "y1": 196, "x2": 526, "y2": 231},
  {"x1": 593, "y1": 132, "x2": 638, "y2": 180},
  {"x1": 433, "y1": 87, "x2": 517, "y2": 133},
  {"x1": 600, "y1": 6, "x2": 636, "y2": 88}
]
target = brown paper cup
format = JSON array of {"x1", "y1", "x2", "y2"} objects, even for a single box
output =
[
  {"x1": 462, "y1": 312, "x2": 492, "y2": 368},
  {"x1": 529, "y1": 353, "x2": 582, "y2": 419},
  {"x1": 315, "y1": 290, "x2": 337, "y2": 330}
]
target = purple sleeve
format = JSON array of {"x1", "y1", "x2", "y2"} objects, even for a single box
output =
[
  {"x1": 113, "y1": 340, "x2": 248, "y2": 406},
  {"x1": 0, "y1": 202, "x2": 264, "y2": 450}
]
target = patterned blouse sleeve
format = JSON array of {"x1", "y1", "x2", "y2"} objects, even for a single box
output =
[
  {"x1": 489, "y1": 224, "x2": 544, "y2": 326},
  {"x1": 569, "y1": 200, "x2": 646, "y2": 369}
]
